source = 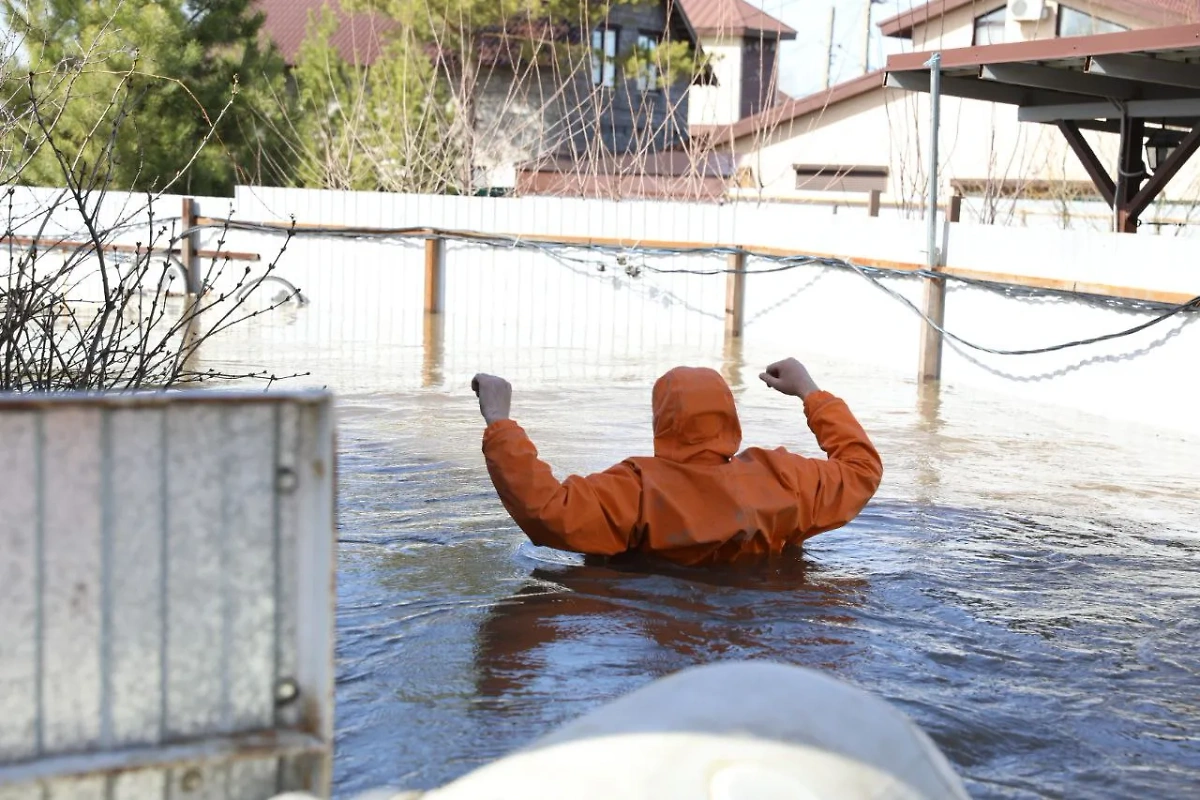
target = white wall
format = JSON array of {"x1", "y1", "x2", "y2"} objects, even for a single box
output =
[
  {"x1": 688, "y1": 37, "x2": 744, "y2": 127},
  {"x1": 908, "y1": 0, "x2": 1160, "y2": 50},
  {"x1": 909, "y1": 1, "x2": 984, "y2": 51},
  {"x1": 728, "y1": 83, "x2": 1200, "y2": 227}
]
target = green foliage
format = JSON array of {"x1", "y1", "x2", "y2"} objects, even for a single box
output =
[
  {"x1": 286, "y1": 6, "x2": 374, "y2": 190},
  {"x1": 623, "y1": 38, "x2": 701, "y2": 90},
  {"x1": 0, "y1": 0, "x2": 710, "y2": 197},
  {"x1": 1, "y1": 0, "x2": 294, "y2": 195},
  {"x1": 334, "y1": 0, "x2": 704, "y2": 192},
  {"x1": 349, "y1": 0, "x2": 698, "y2": 76},
  {"x1": 286, "y1": 6, "x2": 455, "y2": 193}
]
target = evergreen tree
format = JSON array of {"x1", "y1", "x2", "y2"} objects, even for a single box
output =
[{"x1": 2, "y1": 0, "x2": 295, "y2": 195}]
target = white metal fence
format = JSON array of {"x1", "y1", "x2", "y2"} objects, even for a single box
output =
[
  {"x1": 0, "y1": 390, "x2": 336, "y2": 800},
  {"x1": 6, "y1": 185, "x2": 1200, "y2": 432}
]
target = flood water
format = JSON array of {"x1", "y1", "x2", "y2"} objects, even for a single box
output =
[{"x1": 206, "y1": 308, "x2": 1200, "y2": 799}]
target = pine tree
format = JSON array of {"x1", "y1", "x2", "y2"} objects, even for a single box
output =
[{"x1": 2, "y1": 0, "x2": 294, "y2": 195}]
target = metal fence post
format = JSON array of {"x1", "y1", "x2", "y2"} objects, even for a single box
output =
[{"x1": 918, "y1": 54, "x2": 946, "y2": 383}]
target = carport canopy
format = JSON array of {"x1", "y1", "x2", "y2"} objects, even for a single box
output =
[{"x1": 884, "y1": 24, "x2": 1200, "y2": 232}]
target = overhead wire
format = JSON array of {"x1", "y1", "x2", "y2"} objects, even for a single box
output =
[{"x1": 185, "y1": 219, "x2": 1200, "y2": 358}]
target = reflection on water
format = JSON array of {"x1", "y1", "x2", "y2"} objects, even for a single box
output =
[
  {"x1": 422, "y1": 313, "x2": 445, "y2": 390},
  {"x1": 472, "y1": 557, "x2": 868, "y2": 701},
  {"x1": 200, "y1": 307, "x2": 1200, "y2": 800}
]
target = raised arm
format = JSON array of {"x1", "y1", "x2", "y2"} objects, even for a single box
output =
[
  {"x1": 760, "y1": 359, "x2": 883, "y2": 534},
  {"x1": 473, "y1": 374, "x2": 641, "y2": 556}
]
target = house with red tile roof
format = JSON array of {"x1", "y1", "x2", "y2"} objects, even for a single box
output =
[
  {"x1": 256, "y1": 0, "x2": 396, "y2": 67},
  {"x1": 678, "y1": 0, "x2": 796, "y2": 130},
  {"x1": 257, "y1": 0, "x2": 694, "y2": 190},
  {"x1": 255, "y1": 0, "x2": 795, "y2": 197},
  {"x1": 702, "y1": 0, "x2": 1200, "y2": 217}
]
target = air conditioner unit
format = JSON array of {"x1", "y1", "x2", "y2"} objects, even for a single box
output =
[{"x1": 1007, "y1": 0, "x2": 1046, "y2": 22}]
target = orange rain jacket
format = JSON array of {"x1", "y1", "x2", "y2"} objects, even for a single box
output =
[{"x1": 481, "y1": 366, "x2": 883, "y2": 566}]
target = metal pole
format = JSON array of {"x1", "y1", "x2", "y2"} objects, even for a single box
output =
[
  {"x1": 918, "y1": 52, "x2": 945, "y2": 384},
  {"x1": 862, "y1": 0, "x2": 873, "y2": 75},
  {"x1": 925, "y1": 52, "x2": 942, "y2": 270},
  {"x1": 823, "y1": 8, "x2": 836, "y2": 90}
]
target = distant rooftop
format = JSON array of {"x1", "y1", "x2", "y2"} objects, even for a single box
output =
[
  {"x1": 878, "y1": 0, "x2": 1199, "y2": 38},
  {"x1": 676, "y1": 0, "x2": 797, "y2": 40},
  {"x1": 257, "y1": 0, "x2": 796, "y2": 68}
]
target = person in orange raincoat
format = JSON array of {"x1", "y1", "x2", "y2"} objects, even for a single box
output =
[{"x1": 471, "y1": 358, "x2": 883, "y2": 566}]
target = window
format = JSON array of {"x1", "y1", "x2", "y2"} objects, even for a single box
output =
[
  {"x1": 591, "y1": 27, "x2": 618, "y2": 88},
  {"x1": 972, "y1": 6, "x2": 1007, "y2": 46},
  {"x1": 635, "y1": 33, "x2": 660, "y2": 92},
  {"x1": 794, "y1": 164, "x2": 889, "y2": 193},
  {"x1": 1057, "y1": 5, "x2": 1127, "y2": 37}
]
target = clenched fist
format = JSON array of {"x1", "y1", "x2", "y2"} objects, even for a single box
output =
[
  {"x1": 472, "y1": 373, "x2": 512, "y2": 426},
  {"x1": 759, "y1": 358, "x2": 820, "y2": 399}
]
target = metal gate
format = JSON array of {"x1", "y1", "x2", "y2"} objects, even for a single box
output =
[{"x1": 0, "y1": 390, "x2": 336, "y2": 800}]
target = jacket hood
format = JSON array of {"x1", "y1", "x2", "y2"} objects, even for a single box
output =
[{"x1": 651, "y1": 367, "x2": 742, "y2": 464}]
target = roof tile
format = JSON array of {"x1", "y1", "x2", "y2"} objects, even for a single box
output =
[
  {"x1": 677, "y1": 0, "x2": 797, "y2": 38},
  {"x1": 257, "y1": 0, "x2": 393, "y2": 66}
]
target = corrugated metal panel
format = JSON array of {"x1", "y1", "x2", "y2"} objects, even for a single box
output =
[
  {"x1": 271, "y1": 405, "x2": 300, "y2": 736},
  {"x1": 281, "y1": 402, "x2": 335, "y2": 796},
  {"x1": 165, "y1": 402, "x2": 228, "y2": 739},
  {"x1": 0, "y1": 413, "x2": 39, "y2": 764},
  {"x1": 42, "y1": 407, "x2": 105, "y2": 754},
  {"x1": 223, "y1": 406, "x2": 277, "y2": 734},
  {"x1": 0, "y1": 391, "x2": 335, "y2": 800},
  {"x1": 108, "y1": 408, "x2": 167, "y2": 748}
]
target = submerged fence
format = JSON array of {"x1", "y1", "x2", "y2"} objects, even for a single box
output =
[{"x1": 4, "y1": 185, "x2": 1199, "y2": 432}]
